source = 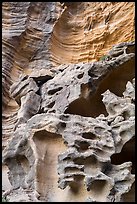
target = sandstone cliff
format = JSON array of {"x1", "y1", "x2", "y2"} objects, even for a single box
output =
[{"x1": 2, "y1": 2, "x2": 135, "y2": 202}]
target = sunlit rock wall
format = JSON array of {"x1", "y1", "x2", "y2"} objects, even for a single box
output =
[{"x1": 2, "y1": 2, "x2": 135, "y2": 202}]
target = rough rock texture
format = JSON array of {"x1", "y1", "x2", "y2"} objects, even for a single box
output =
[
  {"x1": 51, "y1": 2, "x2": 135, "y2": 65},
  {"x1": 2, "y1": 2, "x2": 63, "y2": 147},
  {"x1": 2, "y1": 2, "x2": 135, "y2": 202}
]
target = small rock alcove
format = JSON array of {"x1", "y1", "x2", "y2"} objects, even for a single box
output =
[{"x1": 65, "y1": 56, "x2": 134, "y2": 118}]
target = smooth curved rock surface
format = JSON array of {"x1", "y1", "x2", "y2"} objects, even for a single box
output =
[{"x1": 2, "y1": 2, "x2": 135, "y2": 202}]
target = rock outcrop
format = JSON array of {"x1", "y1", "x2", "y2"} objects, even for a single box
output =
[{"x1": 2, "y1": 2, "x2": 135, "y2": 202}]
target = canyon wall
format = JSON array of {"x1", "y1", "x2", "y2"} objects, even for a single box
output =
[{"x1": 2, "y1": 2, "x2": 135, "y2": 202}]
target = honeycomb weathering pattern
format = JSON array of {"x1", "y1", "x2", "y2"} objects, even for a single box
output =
[
  {"x1": 3, "y1": 61, "x2": 135, "y2": 201},
  {"x1": 2, "y1": 2, "x2": 135, "y2": 202}
]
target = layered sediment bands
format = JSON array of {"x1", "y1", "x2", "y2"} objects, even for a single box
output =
[
  {"x1": 2, "y1": 2, "x2": 63, "y2": 144},
  {"x1": 2, "y1": 2, "x2": 135, "y2": 202},
  {"x1": 51, "y1": 2, "x2": 135, "y2": 65}
]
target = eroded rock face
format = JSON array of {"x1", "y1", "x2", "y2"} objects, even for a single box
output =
[
  {"x1": 2, "y1": 2, "x2": 135, "y2": 203},
  {"x1": 51, "y1": 2, "x2": 135, "y2": 65},
  {"x1": 3, "y1": 45, "x2": 135, "y2": 201},
  {"x1": 2, "y1": 2, "x2": 63, "y2": 147}
]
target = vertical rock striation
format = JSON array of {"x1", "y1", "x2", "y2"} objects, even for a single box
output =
[
  {"x1": 2, "y1": 2, "x2": 63, "y2": 146},
  {"x1": 2, "y1": 2, "x2": 135, "y2": 202}
]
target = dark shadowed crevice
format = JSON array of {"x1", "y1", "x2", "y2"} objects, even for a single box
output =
[
  {"x1": 111, "y1": 137, "x2": 135, "y2": 174},
  {"x1": 88, "y1": 180, "x2": 107, "y2": 192},
  {"x1": 75, "y1": 140, "x2": 90, "y2": 152},
  {"x1": 48, "y1": 87, "x2": 63, "y2": 95},
  {"x1": 82, "y1": 132, "x2": 96, "y2": 140},
  {"x1": 65, "y1": 57, "x2": 134, "y2": 117},
  {"x1": 121, "y1": 182, "x2": 135, "y2": 202},
  {"x1": 77, "y1": 73, "x2": 84, "y2": 79},
  {"x1": 64, "y1": 166, "x2": 83, "y2": 173},
  {"x1": 48, "y1": 101, "x2": 55, "y2": 108}
]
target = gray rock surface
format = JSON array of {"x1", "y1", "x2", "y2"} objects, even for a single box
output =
[
  {"x1": 2, "y1": 2, "x2": 135, "y2": 202},
  {"x1": 3, "y1": 56, "x2": 135, "y2": 201}
]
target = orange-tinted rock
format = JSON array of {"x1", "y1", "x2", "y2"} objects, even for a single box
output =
[{"x1": 2, "y1": 2, "x2": 135, "y2": 202}]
